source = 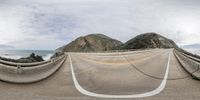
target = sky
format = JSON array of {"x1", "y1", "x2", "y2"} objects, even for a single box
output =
[{"x1": 0, "y1": 0, "x2": 200, "y2": 50}]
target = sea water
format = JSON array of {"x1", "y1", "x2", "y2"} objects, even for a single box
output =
[
  {"x1": 183, "y1": 48, "x2": 200, "y2": 56},
  {"x1": 0, "y1": 50, "x2": 54, "y2": 60}
]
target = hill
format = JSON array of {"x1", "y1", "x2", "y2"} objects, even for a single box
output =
[
  {"x1": 119, "y1": 32, "x2": 178, "y2": 49},
  {"x1": 57, "y1": 34, "x2": 123, "y2": 52}
]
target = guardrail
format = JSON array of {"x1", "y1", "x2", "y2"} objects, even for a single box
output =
[
  {"x1": 0, "y1": 55, "x2": 66, "y2": 83},
  {"x1": 174, "y1": 49, "x2": 200, "y2": 79},
  {"x1": 180, "y1": 52, "x2": 200, "y2": 63},
  {"x1": 65, "y1": 48, "x2": 159, "y2": 57},
  {"x1": 0, "y1": 55, "x2": 64, "y2": 67},
  {"x1": 68, "y1": 48, "x2": 157, "y2": 53}
]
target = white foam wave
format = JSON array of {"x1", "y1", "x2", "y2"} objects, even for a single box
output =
[{"x1": 43, "y1": 53, "x2": 53, "y2": 60}]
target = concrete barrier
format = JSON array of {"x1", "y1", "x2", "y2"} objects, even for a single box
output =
[
  {"x1": 0, "y1": 55, "x2": 66, "y2": 83},
  {"x1": 174, "y1": 50, "x2": 200, "y2": 80},
  {"x1": 0, "y1": 55, "x2": 64, "y2": 67},
  {"x1": 180, "y1": 52, "x2": 200, "y2": 63},
  {"x1": 65, "y1": 48, "x2": 158, "y2": 56}
]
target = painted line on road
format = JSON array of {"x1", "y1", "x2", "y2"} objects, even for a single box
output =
[{"x1": 69, "y1": 53, "x2": 171, "y2": 98}]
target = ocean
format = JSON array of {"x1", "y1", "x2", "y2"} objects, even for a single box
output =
[
  {"x1": 183, "y1": 48, "x2": 200, "y2": 56},
  {"x1": 0, "y1": 50, "x2": 54, "y2": 61}
]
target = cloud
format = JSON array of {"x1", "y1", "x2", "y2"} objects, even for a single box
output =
[{"x1": 0, "y1": 0, "x2": 200, "y2": 49}]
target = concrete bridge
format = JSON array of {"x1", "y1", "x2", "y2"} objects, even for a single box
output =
[{"x1": 0, "y1": 49, "x2": 199, "y2": 100}]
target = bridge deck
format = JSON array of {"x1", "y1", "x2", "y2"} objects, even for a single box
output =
[{"x1": 0, "y1": 49, "x2": 199, "y2": 100}]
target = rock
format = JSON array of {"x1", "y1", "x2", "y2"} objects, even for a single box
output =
[
  {"x1": 18, "y1": 53, "x2": 44, "y2": 63},
  {"x1": 50, "y1": 52, "x2": 64, "y2": 59},
  {"x1": 0, "y1": 53, "x2": 44, "y2": 63}
]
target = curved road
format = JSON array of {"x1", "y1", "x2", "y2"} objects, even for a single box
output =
[{"x1": 0, "y1": 49, "x2": 199, "y2": 100}]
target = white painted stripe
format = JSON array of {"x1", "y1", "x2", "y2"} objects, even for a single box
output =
[{"x1": 69, "y1": 53, "x2": 171, "y2": 98}]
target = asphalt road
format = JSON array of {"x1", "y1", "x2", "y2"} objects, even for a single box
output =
[{"x1": 0, "y1": 49, "x2": 199, "y2": 100}]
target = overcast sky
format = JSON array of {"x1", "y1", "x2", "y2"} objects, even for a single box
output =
[{"x1": 0, "y1": 0, "x2": 200, "y2": 50}]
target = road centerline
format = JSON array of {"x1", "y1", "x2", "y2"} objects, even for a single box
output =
[{"x1": 69, "y1": 52, "x2": 171, "y2": 98}]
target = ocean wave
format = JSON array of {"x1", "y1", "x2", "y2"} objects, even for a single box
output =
[{"x1": 43, "y1": 53, "x2": 53, "y2": 60}]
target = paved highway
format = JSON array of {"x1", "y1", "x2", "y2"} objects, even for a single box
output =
[{"x1": 0, "y1": 49, "x2": 199, "y2": 100}]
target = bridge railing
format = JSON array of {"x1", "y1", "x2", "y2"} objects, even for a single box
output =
[
  {"x1": 75, "y1": 48, "x2": 156, "y2": 53},
  {"x1": 174, "y1": 49, "x2": 200, "y2": 74},
  {"x1": 180, "y1": 52, "x2": 200, "y2": 63},
  {"x1": 0, "y1": 54, "x2": 65, "y2": 67},
  {"x1": 65, "y1": 48, "x2": 159, "y2": 55},
  {"x1": 0, "y1": 55, "x2": 66, "y2": 83}
]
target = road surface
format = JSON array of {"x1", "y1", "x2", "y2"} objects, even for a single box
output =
[{"x1": 0, "y1": 49, "x2": 199, "y2": 100}]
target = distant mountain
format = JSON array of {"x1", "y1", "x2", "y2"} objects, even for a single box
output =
[
  {"x1": 182, "y1": 44, "x2": 200, "y2": 49},
  {"x1": 119, "y1": 32, "x2": 178, "y2": 49},
  {"x1": 57, "y1": 34, "x2": 123, "y2": 52},
  {"x1": 0, "y1": 44, "x2": 14, "y2": 50}
]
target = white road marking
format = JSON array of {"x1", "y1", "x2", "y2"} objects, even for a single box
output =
[{"x1": 69, "y1": 53, "x2": 171, "y2": 98}]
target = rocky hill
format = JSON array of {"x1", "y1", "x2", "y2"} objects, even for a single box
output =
[
  {"x1": 57, "y1": 34, "x2": 123, "y2": 52},
  {"x1": 54, "y1": 32, "x2": 178, "y2": 55},
  {"x1": 119, "y1": 32, "x2": 178, "y2": 50}
]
